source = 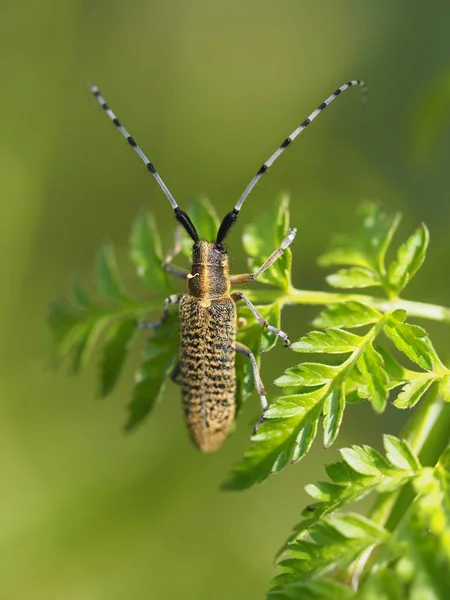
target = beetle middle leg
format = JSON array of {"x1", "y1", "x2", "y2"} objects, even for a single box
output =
[
  {"x1": 229, "y1": 227, "x2": 297, "y2": 286},
  {"x1": 139, "y1": 294, "x2": 182, "y2": 329},
  {"x1": 163, "y1": 229, "x2": 188, "y2": 279},
  {"x1": 232, "y1": 292, "x2": 290, "y2": 346}
]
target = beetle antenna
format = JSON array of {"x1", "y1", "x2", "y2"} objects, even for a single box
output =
[
  {"x1": 216, "y1": 80, "x2": 367, "y2": 244},
  {"x1": 90, "y1": 84, "x2": 199, "y2": 242}
]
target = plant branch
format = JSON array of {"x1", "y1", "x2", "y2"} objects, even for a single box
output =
[{"x1": 239, "y1": 287, "x2": 450, "y2": 324}]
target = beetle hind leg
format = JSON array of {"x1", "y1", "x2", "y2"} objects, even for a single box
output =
[
  {"x1": 170, "y1": 360, "x2": 182, "y2": 385},
  {"x1": 235, "y1": 341, "x2": 268, "y2": 432}
]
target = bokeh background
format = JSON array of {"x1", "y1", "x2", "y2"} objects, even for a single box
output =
[{"x1": 1, "y1": 1, "x2": 450, "y2": 598}]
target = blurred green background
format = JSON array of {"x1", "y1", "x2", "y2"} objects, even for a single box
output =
[{"x1": 1, "y1": 1, "x2": 450, "y2": 598}]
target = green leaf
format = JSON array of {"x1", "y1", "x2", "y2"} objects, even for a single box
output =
[
  {"x1": 189, "y1": 195, "x2": 220, "y2": 241},
  {"x1": 48, "y1": 299, "x2": 84, "y2": 355},
  {"x1": 344, "y1": 364, "x2": 368, "y2": 404},
  {"x1": 130, "y1": 212, "x2": 170, "y2": 294},
  {"x1": 313, "y1": 302, "x2": 381, "y2": 329},
  {"x1": 357, "y1": 344, "x2": 389, "y2": 413},
  {"x1": 376, "y1": 346, "x2": 408, "y2": 381},
  {"x1": 397, "y1": 451, "x2": 450, "y2": 599},
  {"x1": 323, "y1": 383, "x2": 345, "y2": 447},
  {"x1": 319, "y1": 203, "x2": 401, "y2": 275},
  {"x1": 403, "y1": 516, "x2": 450, "y2": 599},
  {"x1": 357, "y1": 203, "x2": 403, "y2": 271},
  {"x1": 384, "y1": 315, "x2": 433, "y2": 371},
  {"x1": 71, "y1": 280, "x2": 93, "y2": 309},
  {"x1": 222, "y1": 391, "x2": 323, "y2": 490},
  {"x1": 328, "y1": 512, "x2": 387, "y2": 540},
  {"x1": 275, "y1": 363, "x2": 340, "y2": 388},
  {"x1": 242, "y1": 193, "x2": 292, "y2": 290},
  {"x1": 229, "y1": 301, "x2": 389, "y2": 489},
  {"x1": 268, "y1": 579, "x2": 353, "y2": 600},
  {"x1": 354, "y1": 344, "x2": 415, "y2": 400},
  {"x1": 95, "y1": 245, "x2": 130, "y2": 302},
  {"x1": 359, "y1": 569, "x2": 405, "y2": 600},
  {"x1": 291, "y1": 328, "x2": 363, "y2": 354},
  {"x1": 70, "y1": 319, "x2": 108, "y2": 374},
  {"x1": 326, "y1": 267, "x2": 380, "y2": 289},
  {"x1": 383, "y1": 435, "x2": 421, "y2": 471},
  {"x1": 388, "y1": 224, "x2": 429, "y2": 293},
  {"x1": 394, "y1": 376, "x2": 435, "y2": 409},
  {"x1": 276, "y1": 439, "x2": 421, "y2": 558},
  {"x1": 340, "y1": 445, "x2": 389, "y2": 477},
  {"x1": 125, "y1": 313, "x2": 179, "y2": 431},
  {"x1": 48, "y1": 298, "x2": 111, "y2": 372},
  {"x1": 48, "y1": 294, "x2": 156, "y2": 376},
  {"x1": 99, "y1": 318, "x2": 138, "y2": 397},
  {"x1": 273, "y1": 512, "x2": 387, "y2": 591}
]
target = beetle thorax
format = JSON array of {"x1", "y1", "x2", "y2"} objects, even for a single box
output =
[{"x1": 187, "y1": 241, "x2": 230, "y2": 300}]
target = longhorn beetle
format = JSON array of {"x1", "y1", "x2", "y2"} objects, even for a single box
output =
[{"x1": 91, "y1": 80, "x2": 367, "y2": 452}]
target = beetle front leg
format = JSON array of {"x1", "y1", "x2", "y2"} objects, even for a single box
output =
[
  {"x1": 163, "y1": 229, "x2": 188, "y2": 279},
  {"x1": 229, "y1": 227, "x2": 297, "y2": 286},
  {"x1": 139, "y1": 294, "x2": 183, "y2": 329},
  {"x1": 232, "y1": 292, "x2": 290, "y2": 346}
]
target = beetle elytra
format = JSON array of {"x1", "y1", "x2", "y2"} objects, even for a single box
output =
[{"x1": 91, "y1": 80, "x2": 366, "y2": 451}]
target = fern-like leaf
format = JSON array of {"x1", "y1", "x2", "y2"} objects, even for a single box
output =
[
  {"x1": 125, "y1": 313, "x2": 179, "y2": 431},
  {"x1": 225, "y1": 298, "x2": 449, "y2": 489},
  {"x1": 130, "y1": 212, "x2": 171, "y2": 294},
  {"x1": 48, "y1": 206, "x2": 174, "y2": 420},
  {"x1": 243, "y1": 193, "x2": 292, "y2": 292},
  {"x1": 277, "y1": 436, "x2": 420, "y2": 553},
  {"x1": 319, "y1": 203, "x2": 429, "y2": 297},
  {"x1": 270, "y1": 442, "x2": 450, "y2": 598}
]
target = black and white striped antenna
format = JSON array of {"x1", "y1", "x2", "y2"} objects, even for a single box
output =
[
  {"x1": 90, "y1": 84, "x2": 199, "y2": 242},
  {"x1": 216, "y1": 80, "x2": 367, "y2": 244},
  {"x1": 91, "y1": 81, "x2": 367, "y2": 246}
]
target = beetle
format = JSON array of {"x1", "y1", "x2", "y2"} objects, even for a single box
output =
[{"x1": 91, "y1": 80, "x2": 366, "y2": 452}]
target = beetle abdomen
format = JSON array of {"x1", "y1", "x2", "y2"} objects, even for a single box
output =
[{"x1": 179, "y1": 296, "x2": 236, "y2": 453}]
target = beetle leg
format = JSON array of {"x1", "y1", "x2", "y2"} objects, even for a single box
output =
[
  {"x1": 163, "y1": 229, "x2": 188, "y2": 279},
  {"x1": 229, "y1": 227, "x2": 297, "y2": 285},
  {"x1": 235, "y1": 341, "x2": 268, "y2": 417},
  {"x1": 138, "y1": 294, "x2": 182, "y2": 329},
  {"x1": 170, "y1": 361, "x2": 182, "y2": 385},
  {"x1": 232, "y1": 292, "x2": 290, "y2": 346}
]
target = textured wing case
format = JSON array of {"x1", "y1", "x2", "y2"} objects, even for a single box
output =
[{"x1": 179, "y1": 297, "x2": 236, "y2": 452}]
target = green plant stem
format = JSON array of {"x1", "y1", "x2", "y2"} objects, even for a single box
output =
[
  {"x1": 369, "y1": 387, "x2": 450, "y2": 530},
  {"x1": 240, "y1": 287, "x2": 450, "y2": 324}
]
